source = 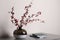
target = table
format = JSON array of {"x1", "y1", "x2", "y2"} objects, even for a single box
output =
[{"x1": 0, "y1": 33, "x2": 60, "y2": 40}]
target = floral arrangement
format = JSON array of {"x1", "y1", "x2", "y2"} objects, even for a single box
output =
[{"x1": 9, "y1": 2, "x2": 44, "y2": 27}]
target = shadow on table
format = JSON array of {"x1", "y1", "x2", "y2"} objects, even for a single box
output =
[{"x1": 15, "y1": 38, "x2": 27, "y2": 40}]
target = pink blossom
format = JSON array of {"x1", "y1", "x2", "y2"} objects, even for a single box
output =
[{"x1": 9, "y1": 2, "x2": 44, "y2": 27}]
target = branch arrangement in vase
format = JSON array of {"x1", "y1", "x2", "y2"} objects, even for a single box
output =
[{"x1": 9, "y1": 2, "x2": 45, "y2": 28}]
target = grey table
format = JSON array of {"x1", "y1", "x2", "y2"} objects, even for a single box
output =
[{"x1": 0, "y1": 33, "x2": 60, "y2": 40}]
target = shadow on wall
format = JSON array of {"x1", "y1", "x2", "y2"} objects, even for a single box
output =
[{"x1": 0, "y1": 23, "x2": 10, "y2": 38}]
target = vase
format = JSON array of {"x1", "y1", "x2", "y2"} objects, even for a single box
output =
[{"x1": 13, "y1": 25, "x2": 27, "y2": 38}]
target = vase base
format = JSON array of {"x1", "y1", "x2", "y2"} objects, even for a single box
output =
[{"x1": 14, "y1": 35, "x2": 27, "y2": 39}]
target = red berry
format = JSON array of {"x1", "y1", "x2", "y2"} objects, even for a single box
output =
[
  {"x1": 35, "y1": 15, "x2": 38, "y2": 17},
  {"x1": 37, "y1": 11, "x2": 41, "y2": 15},
  {"x1": 15, "y1": 23, "x2": 18, "y2": 26},
  {"x1": 11, "y1": 12, "x2": 14, "y2": 15},
  {"x1": 41, "y1": 20, "x2": 45, "y2": 23},
  {"x1": 28, "y1": 4, "x2": 31, "y2": 8},
  {"x1": 11, "y1": 16, "x2": 14, "y2": 19},
  {"x1": 14, "y1": 19, "x2": 18, "y2": 23}
]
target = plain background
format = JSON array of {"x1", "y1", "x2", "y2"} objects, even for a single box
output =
[{"x1": 0, "y1": 0, "x2": 60, "y2": 37}]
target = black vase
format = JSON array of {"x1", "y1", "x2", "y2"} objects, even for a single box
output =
[{"x1": 13, "y1": 25, "x2": 27, "y2": 38}]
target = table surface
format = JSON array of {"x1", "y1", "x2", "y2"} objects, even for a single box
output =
[{"x1": 0, "y1": 33, "x2": 60, "y2": 40}]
